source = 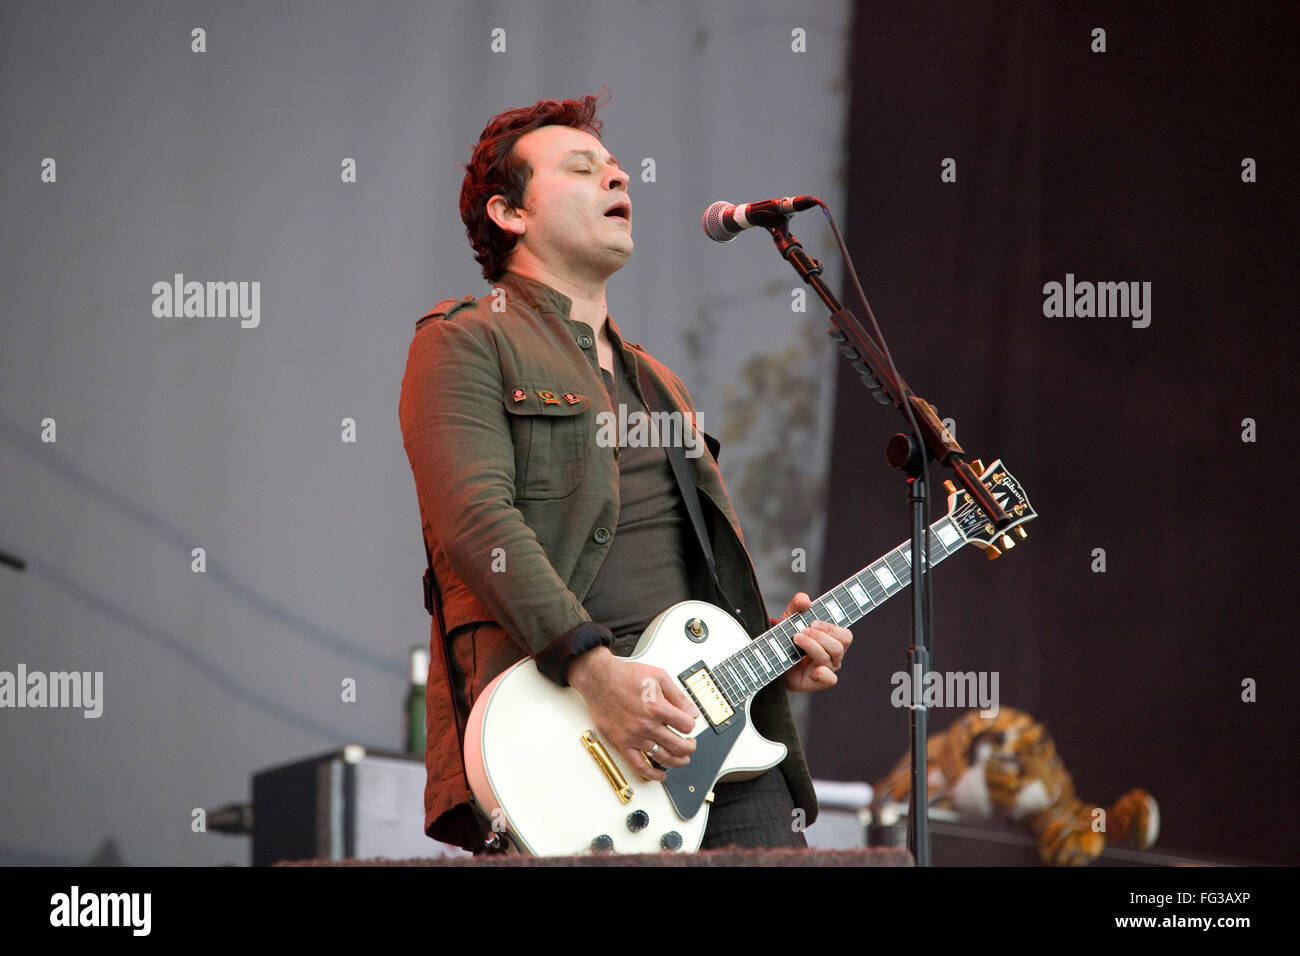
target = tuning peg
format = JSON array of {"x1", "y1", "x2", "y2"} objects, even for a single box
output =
[
  {"x1": 970, "y1": 458, "x2": 985, "y2": 474},
  {"x1": 1000, "y1": 534, "x2": 1016, "y2": 550},
  {"x1": 943, "y1": 480, "x2": 957, "y2": 494},
  {"x1": 1016, "y1": 527, "x2": 1028, "y2": 540},
  {"x1": 986, "y1": 545, "x2": 1001, "y2": 560}
]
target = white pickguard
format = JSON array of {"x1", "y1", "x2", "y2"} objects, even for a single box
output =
[{"x1": 463, "y1": 600, "x2": 787, "y2": 857}]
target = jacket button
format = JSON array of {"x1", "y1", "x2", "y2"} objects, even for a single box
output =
[
  {"x1": 577, "y1": 333, "x2": 594, "y2": 349},
  {"x1": 592, "y1": 527, "x2": 611, "y2": 545}
]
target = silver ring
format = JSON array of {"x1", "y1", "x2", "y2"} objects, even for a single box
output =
[{"x1": 648, "y1": 744, "x2": 659, "y2": 757}]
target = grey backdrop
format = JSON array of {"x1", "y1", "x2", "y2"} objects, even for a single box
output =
[{"x1": 0, "y1": 0, "x2": 849, "y2": 864}]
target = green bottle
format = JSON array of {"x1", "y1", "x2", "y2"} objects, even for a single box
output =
[{"x1": 405, "y1": 645, "x2": 430, "y2": 755}]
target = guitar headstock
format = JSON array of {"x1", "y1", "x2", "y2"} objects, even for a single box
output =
[{"x1": 945, "y1": 458, "x2": 1037, "y2": 559}]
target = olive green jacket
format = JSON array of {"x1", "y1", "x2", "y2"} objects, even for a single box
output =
[{"x1": 398, "y1": 271, "x2": 817, "y2": 849}]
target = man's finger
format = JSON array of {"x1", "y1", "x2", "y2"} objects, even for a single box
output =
[
  {"x1": 626, "y1": 747, "x2": 666, "y2": 781},
  {"x1": 654, "y1": 675, "x2": 701, "y2": 734},
  {"x1": 809, "y1": 625, "x2": 847, "y2": 656},
  {"x1": 809, "y1": 619, "x2": 853, "y2": 649},
  {"x1": 794, "y1": 630, "x2": 828, "y2": 664},
  {"x1": 784, "y1": 592, "x2": 812, "y2": 618},
  {"x1": 647, "y1": 723, "x2": 696, "y2": 759},
  {"x1": 645, "y1": 733, "x2": 693, "y2": 764}
]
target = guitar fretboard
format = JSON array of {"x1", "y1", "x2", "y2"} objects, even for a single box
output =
[{"x1": 708, "y1": 517, "x2": 966, "y2": 707}]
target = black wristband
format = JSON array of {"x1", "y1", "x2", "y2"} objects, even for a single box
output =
[{"x1": 535, "y1": 620, "x2": 615, "y2": 687}]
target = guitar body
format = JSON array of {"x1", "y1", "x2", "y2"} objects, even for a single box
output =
[
  {"x1": 463, "y1": 458, "x2": 1037, "y2": 857},
  {"x1": 463, "y1": 600, "x2": 787, "y2": 857}
]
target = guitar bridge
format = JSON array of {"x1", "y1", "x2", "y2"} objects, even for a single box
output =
[
  {"x1": 580, "y1": 731, "x2": 634, "y2": 804},
  {"x1": 679, "y1": 661, "x2": 736, "y2": 732}
]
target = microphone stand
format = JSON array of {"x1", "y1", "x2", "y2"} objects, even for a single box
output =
[{"x1": 762, "y1": 216, "x2": 1011, "y2": 865}]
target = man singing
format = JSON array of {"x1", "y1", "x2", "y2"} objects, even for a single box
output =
[{"x1": 399, "y1": 93, "x2": 852, "y2": 853}]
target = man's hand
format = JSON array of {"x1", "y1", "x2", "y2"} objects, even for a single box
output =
[
  {"x1": 779, "y1": 592, "x2": 853, "y2": 693},
  {"x1": 567, "y1": 646, "x2": 700, "y2": 782}
]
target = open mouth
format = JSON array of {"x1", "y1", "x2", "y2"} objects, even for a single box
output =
[{"x1": 604, "y1": 201, "x2": 631, "y2": 221}]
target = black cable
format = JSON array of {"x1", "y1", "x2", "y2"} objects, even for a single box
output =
[{"x1": 815, "y1": 200, "x2": 935, "y2": 641}]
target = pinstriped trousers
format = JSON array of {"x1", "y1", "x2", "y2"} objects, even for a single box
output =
[{"x1": 700, "y1": 767, "x2": 808, "y2": 850}]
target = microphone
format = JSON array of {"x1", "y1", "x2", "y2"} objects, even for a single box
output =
[{"x1": 701, "y1": 195, "x2": 819, "y2": 242}]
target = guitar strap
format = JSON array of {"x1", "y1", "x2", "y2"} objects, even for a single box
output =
[
  {"x1": 633, "y1": 360, "x2": 751, "y2": 633},
  {"x1": 421, "y1": 543, "x2": 461, "y2": 742},
  {"x1": 421, "y1": 543, "x2": 500, "y2": 848}
]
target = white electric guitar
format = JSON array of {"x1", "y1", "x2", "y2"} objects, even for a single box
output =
[{"x1": 464, "y1": 458, "x2": 1035, "y2": 856}]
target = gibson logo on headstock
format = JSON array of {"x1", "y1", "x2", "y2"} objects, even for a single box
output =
[{"x1": 949, "y1": 462, "x2": 1034, "y2": 545}]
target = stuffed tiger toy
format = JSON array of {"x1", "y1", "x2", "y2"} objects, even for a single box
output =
[{"x1": 871, "y1": 708, "x2": 1159, "y2": 865}]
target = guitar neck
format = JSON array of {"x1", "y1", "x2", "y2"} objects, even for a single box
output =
[{"x1": 709, "y1": 516, "x2": 967, "y2": 705}]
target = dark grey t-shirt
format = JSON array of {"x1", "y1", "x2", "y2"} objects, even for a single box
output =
[{"x1": 581, "y1": 343, "x2": 693, "y2": 653}]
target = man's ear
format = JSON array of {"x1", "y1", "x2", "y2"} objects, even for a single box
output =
[{"x1": 486, "y1": 194, "x2": 526, "y2": 237}]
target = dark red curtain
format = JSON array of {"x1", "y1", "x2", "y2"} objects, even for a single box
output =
[{"x1": 811, "y1": 0, "x2": 1298, "y2": 864}]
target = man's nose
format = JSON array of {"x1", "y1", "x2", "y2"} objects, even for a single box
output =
[{"x1": 606, "y1": 167, "x2": 629, "y2": 190}]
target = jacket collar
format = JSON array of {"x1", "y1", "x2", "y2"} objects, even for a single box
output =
[
  {"x1": 499, "y1": 270, "x2": 638, "y2": 353},
  {"x1": 499, "y1": 270, "x2": 573, "y2": 318}
]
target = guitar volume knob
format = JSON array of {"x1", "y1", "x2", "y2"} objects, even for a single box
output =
[
  {"x1": 660, "y1": 830, "x2": 683, "y2": 852},
  {"x1": 591, "y1": 834, "x2": 615, "y2": 854},
  {"x1": 627, "y1": 810, "x2": 650, "y2": 832}
]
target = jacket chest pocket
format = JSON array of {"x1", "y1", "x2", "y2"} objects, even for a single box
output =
[{"x1": 502, "y1": 384, "x2": 592, "y2": 499}]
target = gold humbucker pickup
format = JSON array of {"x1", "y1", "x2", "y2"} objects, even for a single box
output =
[{"x1": 681, "y1": 663, "x2": 735, "y2": 728}]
